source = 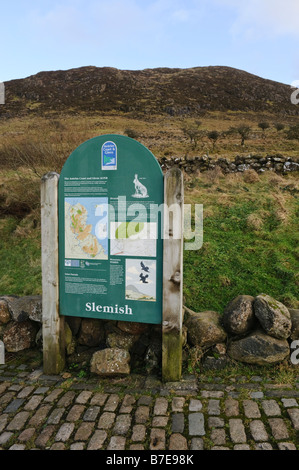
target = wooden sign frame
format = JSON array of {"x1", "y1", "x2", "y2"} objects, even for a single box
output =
[{"x1": 41, "y1": 152, "x2": 183, "y2": 381}]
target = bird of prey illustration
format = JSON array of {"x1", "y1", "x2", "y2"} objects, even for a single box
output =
[
  {"x1": 139, "y1": 273, "x2": 149, "y2": 284},
  {"x1": 140, "y1": 261, "x2": 150, "y2": 273}
]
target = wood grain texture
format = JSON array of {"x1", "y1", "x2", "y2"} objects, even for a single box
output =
[
  {"x1": 162, "y1": 168, "x2": 184, "y2": 382},
  {"x1": 41, "y1": 172, "x2": 65, "y2": 374}
]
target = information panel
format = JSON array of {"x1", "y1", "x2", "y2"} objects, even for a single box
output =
[{"x1": 58, "y1": 135, "x2": 164, "y2": 324}]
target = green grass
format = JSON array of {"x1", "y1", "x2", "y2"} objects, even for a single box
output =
[
  {"x1": 0, "y1": 217, "x2": 42, "y2": 295},
  {"x1": 183, "y1": 172, "x2": 299, "y2": 313},
  {"x1": 0, "y1": 171, "x2": 298, "y2": 314}
]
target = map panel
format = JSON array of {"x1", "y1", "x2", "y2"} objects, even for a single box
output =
[
  {"x1": 110, "y1": 222, "x2": 157, "y2": 257},
  {"x1": 65, "y1": 197, "x2": 108, "y2": 260}
]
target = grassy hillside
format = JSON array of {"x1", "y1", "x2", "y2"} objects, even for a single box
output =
[
  {"x1": 0, "y1": 65, "x2": 298, "y2": 310},
  {"x1": 0, "y1": 164, "x2": 298, "y2": 312},
  {"x1": 1, "y1": 112, "x2": 299, "y2": 168},
  {"x1": 3, "y1": 66, "x2": 299, "y2": 117},
  {"x1": 184, "y1": 170, "x2": 299, "y2": 312}
]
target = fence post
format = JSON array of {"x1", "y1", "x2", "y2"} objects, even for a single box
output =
[
  {"x1": 41, "y1": 172, "x2": 65, "y2": 374},
  {"x1": 162, "y1": 168, "x2": 184, "y2": 382},
  {"x1": 0, "y1": 340, "x2": 4, "y2": 365}
]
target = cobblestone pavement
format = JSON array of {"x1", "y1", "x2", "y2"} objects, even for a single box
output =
[{"x1": 0, "y1": 362, "x2": 298, "y2": 451}]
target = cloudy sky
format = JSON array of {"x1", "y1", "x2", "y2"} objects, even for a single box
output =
[{"x1": 1, "y1": 0, "x2": 299, "y2": 84}]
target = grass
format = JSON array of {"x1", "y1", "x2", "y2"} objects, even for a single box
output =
[
  {"x1": 184, "y1": 171, "x2": 299, "y2": 313},
  {"x1": 0, "y1": 111, "x2": 299, "y2": 165},
  {"x1": 0, "y1": 168, "x2": 298, "y2": 319},
  {"x1": 0, "y1": 216, "x2": 41, "y2": 295},
  {"x1": 0, "y1": 111, "x2": 298, "y2": 312}
]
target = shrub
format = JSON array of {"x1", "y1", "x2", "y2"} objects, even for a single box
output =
[{"x1": 124, "y1": 128, "x2": 139, "y2": 139}]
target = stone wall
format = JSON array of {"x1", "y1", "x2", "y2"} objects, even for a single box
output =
[
  {"x1": 0, "y1": 293, "x2": 298, "y2": 375},
  {"x1": 160, "y1": 154, "x2": 299, "y2": 175},
  {"x1": 0, "y1": 295, "x2": 162, "y2": 375},
  {"x1": 185, "y1": 294, "x2": 299, "y2": 370}
]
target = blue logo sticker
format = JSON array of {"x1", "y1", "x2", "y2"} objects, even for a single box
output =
[{"x1": 102, "y1": 141, "x2": 117, "y2": 170}]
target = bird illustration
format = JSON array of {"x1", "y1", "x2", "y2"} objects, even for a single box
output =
[
  {"x1": 140, "y1": 261, "x2": 150, "y2": 273},
  {"x1": 139, "y1": 273, "x2": 149, "y2": 284}
]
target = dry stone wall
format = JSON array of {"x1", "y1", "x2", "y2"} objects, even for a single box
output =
[
  {"x1": 0, "y1": 293, "x2": 298, "y2": 375},
  {"x1": 160, "y1": 154, "x2": 299, "y2": 175}
]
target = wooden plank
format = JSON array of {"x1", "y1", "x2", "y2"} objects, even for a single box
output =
[
  {"x1": 162, "y1": 168, "x2": 184, "y2": 382},
  {"x1": 0, "y1": 341, "x2": 4, "y2": 365},
  {"x1": 41, "y1": 172, "x2": 65, "y2": 374}
]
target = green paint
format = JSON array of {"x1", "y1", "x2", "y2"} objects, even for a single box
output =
[
  {"x1": 115, "y1": 221, "x2": 145, "y2": 239},
  {"x1": 58, "y1": 135, "x2": 164, "y2": 325}
]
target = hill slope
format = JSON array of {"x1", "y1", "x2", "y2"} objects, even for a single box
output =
[{"x1": 1, "y1": 66, "x2": 298, "y2": 118}]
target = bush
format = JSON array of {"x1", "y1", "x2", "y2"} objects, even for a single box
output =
[
  {"x1": 124, "y1": 128, "x2": 139, "y2": 139},
  {"x1": 286, "y1": 124, "x2": 299, "y2": 141},
  {"x1": 258, "y1": 122, "x2": 270, "y2": 134}
]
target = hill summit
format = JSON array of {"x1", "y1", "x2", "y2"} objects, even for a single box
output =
[{"x1": 1, "y1": 66, "x2": 298, "y2": 118}]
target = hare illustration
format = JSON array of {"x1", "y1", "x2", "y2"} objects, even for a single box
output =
[{"x1": 133, "y1": 174, "x2": 149, "y2": 198}]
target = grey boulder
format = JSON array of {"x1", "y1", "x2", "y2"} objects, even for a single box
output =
[
  {"x1": 3, "y1": 320, "x2": 39, "y2": 352},
  {"x1": 254, "y1": 294, "x2": 292, "y2": 339},
  {"x1": 184, "y1": 308, "x2": 227, "y2": 348},
  {"x1": 90, "y1": 348, "x2": 130, "y2": 376},
  {"x1": 222, "y1": 295, "x2": 256, "y2": 335},
  {"x1": 289, "y1": 309, "x2": 299, "y2": 341},
  {"x1": 227, "y1": 330, "x2": 290, "y2": 365}
]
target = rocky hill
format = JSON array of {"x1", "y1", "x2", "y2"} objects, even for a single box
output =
[{"x1": 1, "y1": 66, "x2": 298, "y2": 118}]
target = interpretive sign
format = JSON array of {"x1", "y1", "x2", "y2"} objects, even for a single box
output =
[{"x1": 58, "y1": 135, "x2": 164, "y2": 324}]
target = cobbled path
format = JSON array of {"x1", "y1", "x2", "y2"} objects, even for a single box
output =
[{"x1": 0, "y1": 362, "x2": 298, "y2": 450}]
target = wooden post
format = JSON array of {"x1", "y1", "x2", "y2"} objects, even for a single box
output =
[
  {"x1": 41, "y1": 172, "x2": 65, "y2": 374},
  {"x1": 162, "y1": 168, "x2": 184, "y2": 382},
  {"x1": 0, "y1": 340, "x2": 4, "y2": 365}
]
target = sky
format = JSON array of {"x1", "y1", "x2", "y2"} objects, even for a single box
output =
[{"x1": 1, "y1": 0, "x2": 299, "y2": 85}]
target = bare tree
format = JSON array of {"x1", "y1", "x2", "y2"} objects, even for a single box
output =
[
  {"x1": 232, "y1": 126, "x2": 252, "y2": 146},
  {"x1": 181, "y1": 121, "x2": 202, "y2": 149}
]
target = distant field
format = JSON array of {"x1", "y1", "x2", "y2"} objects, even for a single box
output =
[{"x1": 1, "y1": 111, "x2": 299, "y2": 168}]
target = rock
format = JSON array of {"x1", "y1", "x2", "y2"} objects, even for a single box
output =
[
  {"x1": 289, "y1": 309, "x2": 299, "y2": 340},
  {"x1": 182, "y1": 325, "x2": 188, "y2": 348},
  {"x1": 0, "y1": 325, "x2": 5, "y2": 337},
  {"x1": 3, "y1": 320, "x2": 39, "y2": 352},
  {"x1": 222, "y1": 295, "x2": 256, "y2": 335},
  {"x1": 117, "y1": 321, "x2": 149, "y2": 336},
  {"x1": 27, "y1": 296, "x2": 42, "y2": 322},
  {"x1": 202, "y1": 356, "x2": 230, "y2": 370},
  {"x1": 184, "y1": 308, "x2": 227, "y2": 348},
  {"x1": 0, "y1": 300, "x2": 11, "y2": 325},
  {"x1": 66, "y1": 346, "x2": 99, "y2": 367},
  {"x1": 144, "y1": 341, "x2": 162, "y2": 374},
  {"x1": 254, "y1": 294, "x2": 292, "y2": 339},
  {"x1": 106, "y1": 330, "x2": 138, "y2": 351},
  {"x1": 2, "y1": 296, "x2": 42, "y2": 323},
  {"x1": 65, "y1": 322, "x2": 76, "y2": 356},
  {"x1": 213, "y1": 343, "x2": 227, "y2": 355},
  {"x1": 35, "y1": 327, "x2": 42, "y2": 348},
  {"x1": 78, "y1": 319, "x2": 104, "y2": 347},
  {"x1": 227, "y1": 330, "x2": 290, "y2": 365},
  {"x1": 90, "y1": 348, "x2": 130, "y2": 376},
  {"x1": 284, "y1": 161, "x2": 299, "y2": 172},
  {"x1": 65, "y1": 316, "x2": 82, "y2": 336}
]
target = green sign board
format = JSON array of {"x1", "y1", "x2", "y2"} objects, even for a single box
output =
[{"x1": 58, "y1": 135, "x2": 164, "y2": 324}]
